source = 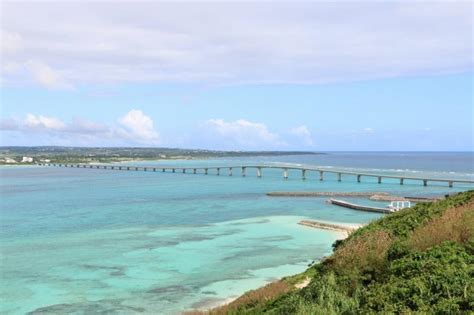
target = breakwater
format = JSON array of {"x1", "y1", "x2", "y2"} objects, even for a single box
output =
[
  {"x1": 267, "y1": 192, "x2": 387, "y2": 197},
  {"x1": 328, "y1": 199, "x2": 393, "y2": 214}
]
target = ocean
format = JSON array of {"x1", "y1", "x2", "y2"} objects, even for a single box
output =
[{"x1": 1, "y1": 152, "x2": 473, "y2": 314}]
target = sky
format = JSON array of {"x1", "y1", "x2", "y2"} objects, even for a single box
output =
[{"x1": 0, "y1": 1, "x2": 473, "y2": 151}]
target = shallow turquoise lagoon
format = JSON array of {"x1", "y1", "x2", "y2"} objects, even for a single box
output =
[{"x1": 1, "y1": 153, "x2": 473, "y2": 314}]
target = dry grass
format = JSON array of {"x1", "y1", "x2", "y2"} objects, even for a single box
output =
[
  {"x1": 329, "y1": 230, "x2": 393, "y2": 276},
  {"x1": 185, "y1": 280, "x2": 292, "y2": 315},
  {"x1": 409, "y1": 200, "x2": 474, "y2": 251}
]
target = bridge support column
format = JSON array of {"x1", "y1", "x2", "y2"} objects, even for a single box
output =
[
  {"x1": 205, "y1": 168, "x2": 208, "y2": 175},
  {"x1": 400, "y1": 178, "x2": 404, "y2": 185},
  {"x1": 337, "y1": 173, "x2": 341, "y2": 182},
  {"x1": 153, "y1": 168, "x2": 156, "y2": 172},
  {"x1": 242, "y1": 167, "x2": 246, "y2": 177},
  {"x1": 182, "y1": 169, "x2": 186, "y2": 173},
  {"x1": 319, "y1": 171, "x2": 324, "y2": 181},
  {"x1": 257, "y1": 167, "x2": 262, "y2": 178},
  {"x1": 378, "y1": 176, "x2": 382, "y2": 184},
  {"x1": 172, "y1": 168, "x2": 175, "y2": 173},
  {"x1": 283, "y1": 168, "x2": 288, "y2": 180},
  {"x1": 357, "y1": 175, "x2": 361, "y2": 183},
  {"x1": 423, "y1": 179, "x2": 428, "y2": 186},
  {"x1": 193, "y1": 169, "x2": 197, "y2": 174},
  {"x1": 144, "y1": 167, "x2": 147, "y2": 171},
  {"x1": 162, "y1": 168, "x2": 165, "y2": 172},
  {"x1": 229, "y1": 167, "x2": 233, "y2": 176},
  {"x1": 135, "y1": 167, "x2": 139, "y2": 171},
  {"x1": 216, "y1": 168, "x2": 220, "y2": 176},
  {"x1": 449, "y1": 181, "x2": 453, "y2": 188},
  {"x1": 302, "y1": 169, "x2": 306, "y2": 180}
]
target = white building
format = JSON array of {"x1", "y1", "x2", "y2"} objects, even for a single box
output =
[{"x1": 21, "y1": 156, "x2": 34, "y2": 163}]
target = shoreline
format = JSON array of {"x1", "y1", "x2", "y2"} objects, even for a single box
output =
[{"x1": 189, "y1": 220, "x2": 360, "y2": 314}]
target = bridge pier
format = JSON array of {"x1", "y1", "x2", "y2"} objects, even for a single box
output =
[
  {"x1": 144, "y1": 167, "x2": 147, "y2": 171},
  {"x1": 193, "y1": 168, "x2": 197, "y2": 174},
  {"x1": 172, "y1": 168, "x2": 175, "y2": 173},
  {"x1": 302, "y1": 169, "x2": 306, "y2": 180},
  {"x1": 357, "y1": 175, "x2": 361, "y2": 183},
  {"x1": 337, "y1": 173, "x2": 341, "y2": 182},
  {"x1": 423, "y1": 179, "x2": 428, "y2": 186},
  {"x1": 378, "y1": 176, "x2": 382, "y2": 184},
  {"x1": 162, "y1": 168, "x2": 165, "y2": 172},
  {"x1": 182, "y1": 169, "x2": 186, "y2": 174},
  {"x1": 216, "y1": 168, "x2": 220, "y2": 176},
  {"x1": 229, "y1": 167, "x2": 233, "y2": 176},
  {"x1": 205, "y1": 168, "x2": 208, "y2": 175},
  {"x1": 319, "y1": 171, "x2": 324, "y2": 181},
  {"x1": 135, "y1": 167, "x2": 139, "y2": 171},
  {"x1": 400, "y1": 178, "x2": 404, "y2": 185},
  {"x1": 153, "y1": 168, "x2": 156, "y2": 172},
  {"x1": 283, "y1": 168, "x2": 288, "y2": 180},
  {"x1": 449, "y1": 181, "x2": 453, "y2": 188},
  {"x1": 257, "y1": 167, "x2": 262, "y2": 178},
  {"x1": 242, "y1": 167, "x2": 246, "y2": 177}
]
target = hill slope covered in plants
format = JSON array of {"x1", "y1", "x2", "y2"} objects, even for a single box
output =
[{"x1": 205, "y1": 190, "x2": 474, "y2": 314}]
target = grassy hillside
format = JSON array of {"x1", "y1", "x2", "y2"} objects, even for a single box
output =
[{"x1": 204, "y1": 190, "x2": 474, "y2": 314}]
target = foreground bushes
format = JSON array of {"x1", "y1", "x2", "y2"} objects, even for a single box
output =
[{"x1": 209, "y1": 190, "x2": 474, "y2": 314}]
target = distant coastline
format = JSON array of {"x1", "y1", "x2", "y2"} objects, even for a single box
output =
[{"x1": 0, "y1": 146, "x2": 323, "y2": 165}]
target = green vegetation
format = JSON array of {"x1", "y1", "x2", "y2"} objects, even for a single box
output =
[
  {"x1": 0, "y1": 146, "x2": 320, "y2": 165},
  {"x1": 204, "y1": 191, "x2": 474, "y2": 314}
]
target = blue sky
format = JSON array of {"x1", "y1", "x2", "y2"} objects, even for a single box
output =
[{"x1": 1, "y1": 2, "x2": 473, "y2": 151}]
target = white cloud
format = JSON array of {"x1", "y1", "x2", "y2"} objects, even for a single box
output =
[
  {"x1": 1, "y1": 30, "x2": 23, "y2": 54},
  {"x1": 289, "y1": 125, "x2": 313, "y2": 146},
  {"x1": 1, "y1": 2, "x2": 472, "y2": 87},
  {"x1": 26, "y1": 60, "x2": 73, "y2": 90},
  {"x1": 116, "y1": 109, "x2": 160, "y2": 144},
  {"x1": 363, "y1": 127, "x2": 374, "y2": 133},
  {"x1": 1, "y1": 110, "x2": 160, "y2": 146},
  {"x1": 24, "y1": 113, "x2": 67, "y2": 130},
  {"x1": 204, "y1": 119, "x2": 283, "y2": 149}
]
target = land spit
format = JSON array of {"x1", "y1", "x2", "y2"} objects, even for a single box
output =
[{"x1": 298, "y1": 220, "x2": 360, "y2": 233}]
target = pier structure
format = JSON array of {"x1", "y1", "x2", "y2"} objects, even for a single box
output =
[{"x1": 36, "y1": 163, "x2": 474, "y2": 188}]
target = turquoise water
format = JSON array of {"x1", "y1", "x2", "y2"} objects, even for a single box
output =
[{"x1": 1, "y1": 152, "x2": 473, "y2": 314}]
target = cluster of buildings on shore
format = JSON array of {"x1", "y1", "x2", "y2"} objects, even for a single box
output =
[{"x1": 1, "y1": 156, "x2": 45, "y2": 164}]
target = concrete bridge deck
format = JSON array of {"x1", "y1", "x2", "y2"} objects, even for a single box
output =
[{"x1": 36, "y1": 163, "x2": 474, "y2": 188}]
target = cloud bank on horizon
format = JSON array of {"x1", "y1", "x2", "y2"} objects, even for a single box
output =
[
  {"x1": 1, "y1": 111, "x2": 313, "y2": 150},
  {"x1": 0, "y1": 1, "x2": 472, "y2": 150}
]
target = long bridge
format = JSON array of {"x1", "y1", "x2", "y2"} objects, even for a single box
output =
[{"x1": 36, "y1": 163, "x2": 474, "y2": 188}]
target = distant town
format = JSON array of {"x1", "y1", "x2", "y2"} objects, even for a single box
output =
[{"x1": 0, "y1": 146, "x2": 320, "y2": 165}]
